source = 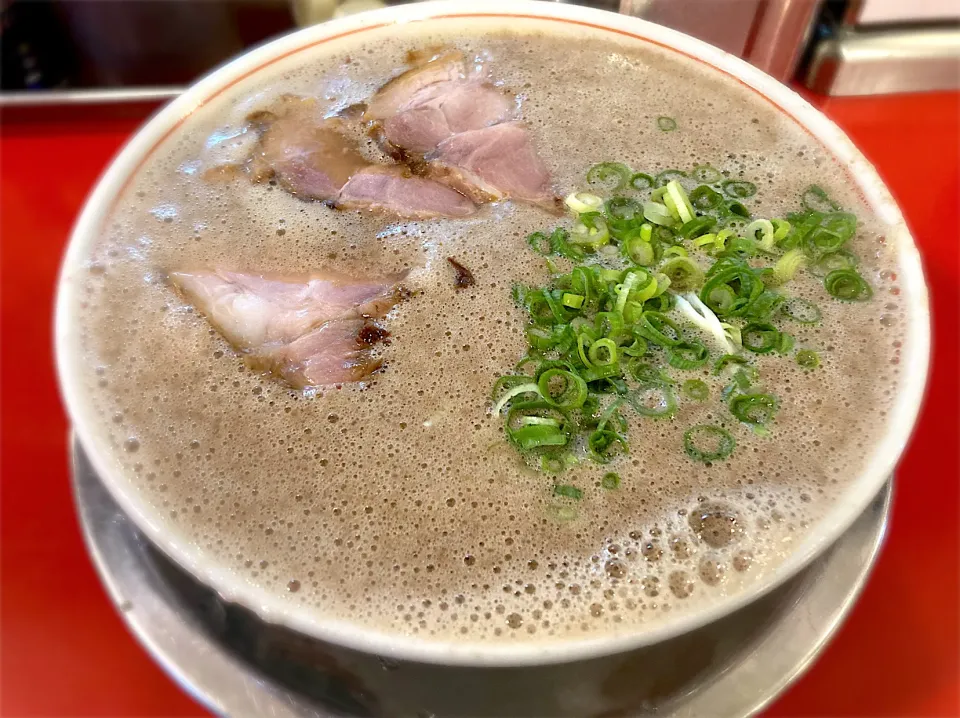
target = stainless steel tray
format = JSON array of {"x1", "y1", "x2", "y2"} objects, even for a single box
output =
[{"x1": 72, "y1": 438, "x2": 892, "y2": 717}]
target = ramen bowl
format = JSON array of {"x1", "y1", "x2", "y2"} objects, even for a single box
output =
[{"x1": 55, "y1": 0, "x2": 929, "y2": 703}]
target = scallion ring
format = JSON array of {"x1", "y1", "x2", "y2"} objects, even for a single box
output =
[
  {"x1": 657, "y1": 116, "x2": 678, "y2": 132},
  {"x1": 588, "y1": 429, "x2": 628, "y2": 463},
  {"x1": 630, "y1": 172, "x2": 655, "y2": 190},
  {"x1": 741, "y1": 322, "x2": 781, "y2": 354},
  {"x1": 796, "y1": 349, "x2": 821, "y2": 369},
  {"x1": 680, "y1": 215, "x2": 717, "y2": 239},
  {"x1": 729, "y1": 392, "x2": 778, "y2": 427},
  {"x1": 689, "y1": 185, "x2": 725, "y2": 211},
  {"x1": 781, "y1": 297, "x2": 822, "y2": 324},
  {"x1": 684, "y1": 425, "x2": 735, "y2": 462},
  {"x1": 588, "y1": 338, "x2": 619, "y2": 367},
  {"x1": 637, "y1": 310, "x2": 683, "y2": 347},
  {"x1": 810, "y1": 249, "x2": 858, "y2": 278},
  {"x1": 492, "y1": 381, "x2": 542, "y2": 415},
  {"x1": 655, "y1": 169, "x2": 688, "y2": 187},
  {"x1": 660, "y1": 256, "x2": 704, "y2": 292},
  {"x1": 682, "y1": 379, "x2": 710, "y2": 401},
  {"x1": 527, "y1": 231, "x2": 552, "y2": 255},
  {"x1": 824, "y1": 268, "x2": 873, "y2": 301},
  {"x1": 713, "y1": 354, "x2": 749, "y2": 375},
  {"x1": 601, "y1": 472, "x2": 621, "y2": 490},
  {"x1": 537, "y1": 369, "x2": 588, "y2": 410},
  {"x1": 801, "y1": 185, "x2": 840, "y2": 213},
  {"x1": 605, "y1": 196, "x2": 643, "y2": 222},
  {"x1": 722, "y1": 180, "x2": 757, "y2": 199},
  {"x1": 586, "y1": 162, "x2": 632, "y2": 192},
  {"x1": 692, "y1": 165, "x2": 723, "y2": 184},
  {"x1": 667, "y1": 341, "x2": 709, "y2": 370},
  {"x1": 564, "y1": 191, "x2": 604, "y2": 214},
  {"x1": 627, "y1": 384, "x2": 678, "y2": 418}
]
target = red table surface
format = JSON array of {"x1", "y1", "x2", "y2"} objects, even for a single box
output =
[{"x1": 1, "y1": 89, "x2": 957, "y2": 717}]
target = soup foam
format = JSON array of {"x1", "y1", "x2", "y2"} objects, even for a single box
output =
[{"x1": 68, "y1": 19, "x2": 906, "y2": 644}]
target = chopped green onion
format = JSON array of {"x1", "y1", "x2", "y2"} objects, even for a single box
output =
[
  {"x1": 657, "y1": 116, "x2": 678, "y2": 132},
  {"x1": 627, "y1": 384, "x2": 678, "y2": 418},
  {"x1": 727, "y1": 201, "x2": 751, "y2": 218},
  {"x1": 549, "y1": 227, "x2": 586, "y2": 261},
  {"x1": 562, "y1": 292, "x2": 585, "y2": 309},
  {"x1": 614, "y1": 270, "x2": 642, "y2": 313},
  {"x1": 770, "y1": 248, "x2": 808, "y2": 285},
  {"x1": 690, "y1": 185, "x2": 725, "y2": 211},
  {"x1": 777, "y1": 332, "x2": 795, "y2": 354},
  {"x1": 643, "y1": 201, "x2": 675, "y2": 227},
  {"x1": 741, "y1": 322, "x2": 781, "y2": 354},
  {"x1": 720, "y1": 322, "x2": 742, "y2": 348},
  {"x1": 744, "y1": 219, "x2": 775, "y2": 251},
  {"x1": 700, "y1": 260, "x2": 764, "y2": 318},
  {"x1": 722, "y1": 180, "x2": 757, "y2": 199},
  {"x1": 508, "y1": 422, "x2": 568, "y2": 450},
  {"x1": 601, "y1": 472, "x2": 621, "y2": 490},
  {"x1": 570, "y1": 214, "x2": 611, "y2": 249},
  {"x1": 564, "y1": 191, "x2": 604, "y2": 214},
  {"x1": 682, "y1": 379, "x2": 710, "y2": 401},
  {"x1": 666, "y1": 180, "x2": 696, "y2": 224},
  {"x1": 623, "y1": 235, "x2": 655, "y2": 266},
  {"x1": 636, "y1": 310, "x2": 683, "y2": 347},
  {"x1": 527, "y1": 231, "x2": 552, "y2": 255},
  {"x1": 667, "y1": 341, "x2": 709, "y2": 370},
  {"x1": 588, "y1": 428, "x2": 628, "y2": 463},
  {"x1": 630, "y1": 172, "x2": 655, "y2": 190},
  {"x1": 810, "y1": 249, "x2": 858, "y2": 277},
  {"x1": 663, "y1": 246, "x2": 688, "y2": 258},
  {"x1": 692, "y1": 165, "x2": 723, "y2": 184},
  {"x1": 520, "y1": 416, "x2": 560, "y2": 426},
  {"x1": 680, "y1": 216, "x2": 717, "y2": 239},
  {"x1": 772, "y1": 219, "x2": 791, "y2": 243},
  {"x1": 673, "y1": 293, "x2": 736, "y2": 354},
  {"x1": 781, "y1": 297, "x2": 822, "y2": 324},
  {"x1": 553, "y1": 484, "x2": 583, "y2": 500},
  {"x1": 796, "y1": 349, "x2": 821, "y2": 369},
  {"x1": 802, "y1": 216, "x2": 855, "y2": 259},
  {"x1": 492, "y1": 382, "x2": 541, "y2": 415},
  {"x1": 627, "y1": 359, "x2": 674, "y2": 387},
  {"x1": 587, "y1": 162, "x2": 632, "y2": 192},
  {"x1": 655, "y1": 169, "x2": 688, "y2": 187},
  {"x1": 825, "y1": 268, "x2": 873, "y2": 301},
  {"x1": 660, "y1": 257, "x2": 704, "y2": 293},
  {"x1": 588, "y1": 338, "x2": 618, "y2": 367},
  {"x1": 714, "y1": 228, "x2": 736, "y2": 251},
  {"x1": 622, "y1": 335, "x2": 648, "y2": 357},
  {"x1": 713, "y1": 354, "x2": 749, "y2": 375},
  {"x1": 605, "y1": 196, "x2": 643, "y2": 222},
  {"x1": 693, "y1": 234, "x2": 717, "y2": 250},
  {"x1": 801, "y1": 185, "x2": 840, "y2": 213},
  {"x1": 684, "y1": 425, "x2": 736, "y2": 462},
  {"x1": 538, "y1": 369, "x2": 588, "y2": 410},
  {"x1": 729, "y1": 393, "x2": 778, "y2": 428}
]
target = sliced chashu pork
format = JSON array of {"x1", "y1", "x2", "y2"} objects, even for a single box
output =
[
  {"x1": 425, "y1": 122, "x2": 555, "y2": 208},
  {"x1": 244, "y1": 95, "x2": 476, "y2": 219},
  {"x1": 170, "y1": 269, "x2": 403, "y2": 386},
  {"x1": 364, "y1": 50, "x2": 555, "y2": 210},
  {"x1": 364, "y1": 51, "x2": 515, "y2": 155}
]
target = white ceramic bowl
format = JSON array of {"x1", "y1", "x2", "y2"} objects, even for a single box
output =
[{"x1": 55, "y1": 0, "x2": 930, "y2": 668}]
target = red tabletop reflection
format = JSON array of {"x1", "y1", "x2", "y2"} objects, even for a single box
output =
[{"x1": 1, "y1": 91, "x2": 957, "y2": 717}]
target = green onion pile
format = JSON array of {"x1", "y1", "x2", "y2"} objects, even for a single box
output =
[{"x1": 491, "y1": 161, "x2": 873, "y2": 475}]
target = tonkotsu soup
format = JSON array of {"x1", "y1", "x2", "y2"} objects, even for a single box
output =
[{"x1": 67, "y1": 18, "x2": 907, "y2": 646}]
